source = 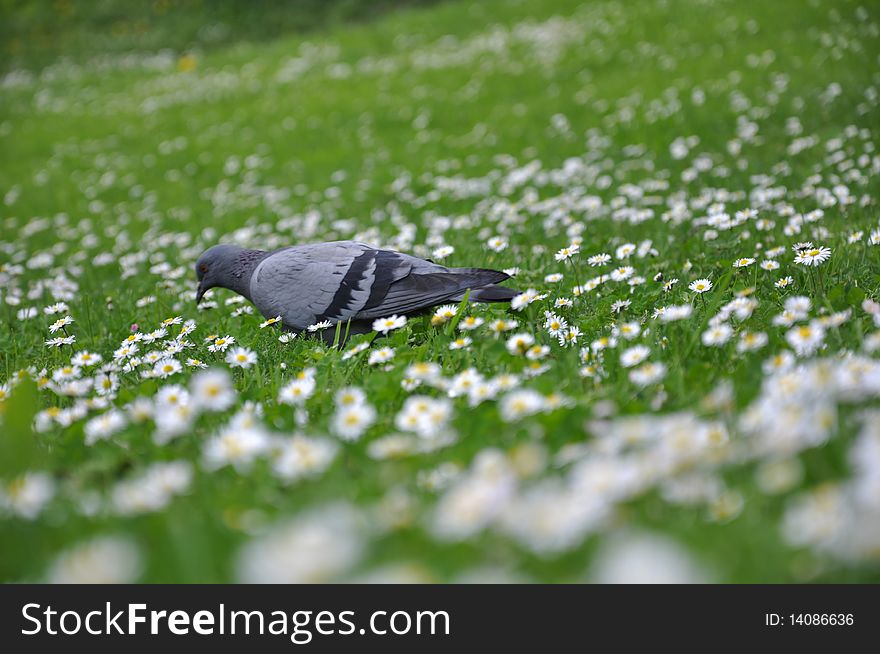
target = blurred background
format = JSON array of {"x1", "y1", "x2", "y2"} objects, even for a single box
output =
[{"x1": 1, "y1": 0, "x2": 445, "y2": 73}]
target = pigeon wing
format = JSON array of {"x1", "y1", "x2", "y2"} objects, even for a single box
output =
[
  {"x1": 249, "y1": 242, "x2": 410, "y2": 330},
  {"x1": 355, "y1": 264, "x2": 511, "y2": 319}
]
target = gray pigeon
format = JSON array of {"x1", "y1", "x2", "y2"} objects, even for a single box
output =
[{"x1": 195, "y1": 241, "x2": 518, "y2": 342}]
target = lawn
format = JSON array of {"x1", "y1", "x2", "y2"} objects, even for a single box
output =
[{"x1": 1, "y1": 0, "x2": 879, "y2": 583}]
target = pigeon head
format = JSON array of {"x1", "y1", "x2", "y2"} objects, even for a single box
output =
[{"x1": 195, "y1": 244, "x2": 249, "y2": 304}]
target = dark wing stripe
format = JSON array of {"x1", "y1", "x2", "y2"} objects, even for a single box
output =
[
  {"x1": 321, "y1": 249, "x2": 376, "y2": 320},
  {"x1": 363, "y1": 249, "x2": 412, "y2": 311}
]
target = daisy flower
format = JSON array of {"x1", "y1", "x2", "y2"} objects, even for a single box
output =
[
  {"x1": 431, "y1": 305, "x2": 458, "y2": 326},
  {"x1": 736, "y1": 331, "x2": 768, "y2": 353},
  {"x1": 202, "y1": 427, "x2": 269, "y2": 472},
  {"x1": 368, "y1": 347, "x2": 395, "y2": 365},
  {"x1": 52, "y1": 365, "x2": 81, "y2": 382},
  {"x1": 94, "y1": 372, "x2": 118, "y2": 396},
  {"x1": 785, "y1": 295, "x2": 811, "y2": 314},
  {"x1": 142, "y1": 328, "x2": 167, "y2": 343},
  {"x1": 785, "y1": 322, "x2": 826, "y2": 356},
  {"x1": 590, "y1": 336, "x2": 617, "y2": 353},
  {"x1": 432, "y1": 245, "x2": 455, "y2": 260},
  {"x1": 618, "y1": 322, "x2": 641, "y2": 340},
  {"x1": 506, "y1": 333, "x2": 535, "y2": 355},
  {"x1": 499, "y1": 389, "x2": 545, "y2": 422},
  {"x1": 629, "y1": 362, "x2": 667, "y2": 387},
  {"x1": 84, "y1": 410, "x2": 127, "y2": 446},
  {"x1": 332, "y1": 403, "x2": 377, "y2": 441},
  {"x1": 658, "y1": 305, "x2": 693, "y2": 322},
  {"x1": 177, "y1": 320, "x2": 197, "y2": 339},
  {"x1": 775, "y1": 276, "x2": 794, "y2": 289},
  {"x1": 616, "y1": 243, "x2": 636, "y2": 259},
  {"x1": 489, "y1": 319, "x2": 518, "y2": 336},
  {"x1": 794, "y1": 245, "x2": 831, "y2": 267},
  {"x1": 486, "y1": 236, "x2": 508, "y2": 252},
  {"x1": 207, "y1": 335, "x2": 235, "y2": 353},
  {"x1": 458, "y1": 316, "x2": 484, "y2": 331},
  {"x1": 627, "y1": 276, "x2": 646, "y2": 288},
  {"x1": 71, "y1": 351, "x2": 102, "y2": 367},
  {"x1": 610, "y1": 266, "x2": 635, "y2": 281},
  {"x1": 122, "y1": 332, "x2": 144, "y2": 345},
  {"x1": 554, "y1": 244, "x2": 580, "y2": 262},
  {"x1": 620, "y1": 345, "x2": 650, "y2": 367},
  {"x1": 404, "y1": 362, "x2": 442, "y2": 383},
  {"x1": 689, "y1": 278, "x2": 712, "y2": 293},
  {"x1": 153, "y1": 359, "x2": 182, "y2": 379},
  {"x1": 335, "y1": 387, "x2": 367, "y2": 407},
  {"x1": 307, "y1": 320, "x2": 333, "y2": 332},
  {"x1": 372, "y1": 315, "x2": 407, "y2": 334},
  {"x1": 190, "y1": 369, "x2": 236, "y2": 411},
  {"x1": 559, "y1": 327, "x2": 581, "y2": 347},
  {"x1": 587, "y1": 253, "x2": 611, "y2": 266},
  {"x1": 48, "y1": 316, "x2": 74, "y2": 333},
  {"x1": 543, "y1": 312, "x2": 568, "y2": 337},
  {"x1": 732, "y1": 257, "x2": 755, "y2": 268},
  {"x1": 701, "y1": 324, "x2": 733, "y2": 346},
  {"x1": 226, "y1": 347, "x2": 257, "y2": 369},
  {"x1": 260, "y1": 315, "x2": 282, "y2": 328},
  {"x1": 762, "y1": 351, "x2": 795, "y2": 375},
  {"x1": 278, "y1": 377, "x2": 316, "y2": 405},
  {"x1": 342, "y1": 342, "x2": 370, "y2": 360},
  {"x1": 43, "y1": 302, "x2": 68, "y2": 315},
  {"x1": 511, "y1": 289, "x2": 546, "y2": 311},
  {"x1": 526, "y1": 344, "x2": 550, "y2": 360}
]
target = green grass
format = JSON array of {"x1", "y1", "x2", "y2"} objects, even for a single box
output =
[
  {"x1": 0, "y1": 0, "x2": 446, "y2": 73},
  {"x1": 1, "y1": 0, "x2": 879, "y2": 583}
]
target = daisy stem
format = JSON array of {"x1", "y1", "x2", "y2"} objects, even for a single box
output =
[{"x1": 569, "y1": 257, "x2": 583, "y2": 289}]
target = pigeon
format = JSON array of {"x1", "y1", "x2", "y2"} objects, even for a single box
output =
[{"x1": 195, "y1": 241, "x2": 519, "y2": 342}]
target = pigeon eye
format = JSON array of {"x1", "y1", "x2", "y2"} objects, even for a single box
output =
[{"x1": 199, "y1": 263, "x2": 208, "y2": 274}]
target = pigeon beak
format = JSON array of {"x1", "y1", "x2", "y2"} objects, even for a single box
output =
[{"x1": 196, "y1": 282, "x2": 206, "y2": 305}]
